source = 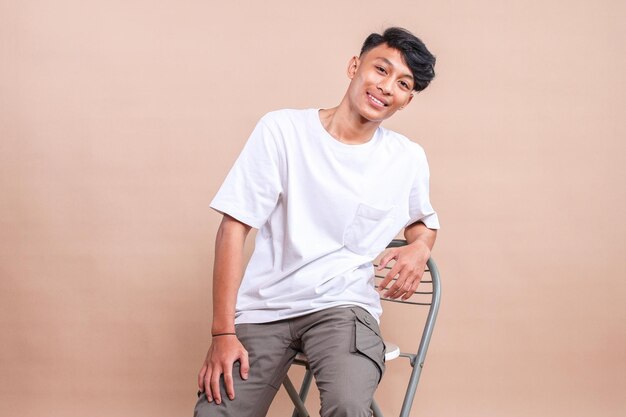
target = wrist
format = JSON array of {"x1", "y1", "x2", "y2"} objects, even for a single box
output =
[
  {"x1": 211, "y1": 326, "x2": 236, "y2": 335},
  {"x1": 408, "y1": 239, "x2": 431, "y2": 259},
  {"x1": 212, "y1": 332, "x2": 237, "y2": 338},
  {"x1": 211, "y1": 315, "x2": 236, "y2": 335},
  {"x1": 408, "y1": 239, "x2": 429, "y2": 251}
]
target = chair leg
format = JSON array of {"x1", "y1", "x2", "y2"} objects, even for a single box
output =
[
  {"x1": 283, "y1": 369, "x2": 314, "y2": 417},
  {"x1": 290, "y1": 369, "x2": 313, "y2": 417},
  {"x1": 283, "y1": 375, "x2": 309, "y2": 417},
  {"x1": 399, "y1": 361, "x2": 423, "y2": 417}
]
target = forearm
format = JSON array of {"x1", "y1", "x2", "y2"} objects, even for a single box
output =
[
  {"x1": 211, "y1": 215, "x2": 251, "y2": 334},
  {"x1": 403, "y1": 221, "x2": 437, "y2": 252}
]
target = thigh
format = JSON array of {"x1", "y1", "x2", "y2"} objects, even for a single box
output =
[
  {"x1": 194, "y1": 321, "x2": 297, "y2": 417},
  {"x1": 299, "y1": 307, "x2": 385, "y2": 417}
]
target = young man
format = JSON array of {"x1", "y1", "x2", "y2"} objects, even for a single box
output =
[{"x1": 194, "y1": 27, "x2": 439, "y2": 417}]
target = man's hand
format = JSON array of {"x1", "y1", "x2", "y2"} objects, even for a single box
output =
[
  {"x1": 376, "y1": 240, "x2": 430, "y2": 300},
  {"x1": 197, "y1": 335, "x2": 249, "y2": 404}
]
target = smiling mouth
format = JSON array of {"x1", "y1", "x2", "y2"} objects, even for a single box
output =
[{"x1": 367, "y1": 92, "x2": 387, "y2": 107}]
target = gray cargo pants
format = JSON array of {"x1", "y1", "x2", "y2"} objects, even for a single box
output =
[{"x1": 193, "y1": 306, "x2": 385, "y2": 417}]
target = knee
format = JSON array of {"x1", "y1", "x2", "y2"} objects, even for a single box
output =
[
  {"x1": 321, "y1": 391, "x2": 373, "y2": 417},
  {"x1": 193, "y1": 392, "x2": 211, "y2": 417}
]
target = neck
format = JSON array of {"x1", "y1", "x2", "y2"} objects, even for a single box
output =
[{"x1": 319, "y1": 98, "x2": 381, "y2": 145}]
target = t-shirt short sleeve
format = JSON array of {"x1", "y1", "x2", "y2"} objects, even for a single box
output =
[
  {"x1": 406, "y1": 146, "x2": 440, "y2": 230},
  {"x1": 210, "y1": 117, "x2": 283, "y2": 229}
]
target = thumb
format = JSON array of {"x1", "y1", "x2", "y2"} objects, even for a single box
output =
[{"x1": 377, "y1": 250, "x2": 397, "y2": 270}]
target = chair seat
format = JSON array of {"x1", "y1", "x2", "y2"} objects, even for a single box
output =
[
  {"x1": 294, "y1": 340, "x2": 400, "y2": 363},
  {"x1": 383, "y1": 342, "x2": 400, "y2": 361}
]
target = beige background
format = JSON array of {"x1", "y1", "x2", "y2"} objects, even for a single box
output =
[{"x1": 1, "y1": 0, "x2": 625, "y2": 416}]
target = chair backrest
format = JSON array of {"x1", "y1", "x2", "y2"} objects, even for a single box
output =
[{"x1": 372, "y1": 239, "x2": 442, "y2": 417}]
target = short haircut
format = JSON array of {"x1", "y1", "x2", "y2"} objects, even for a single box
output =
[{"x1": 360, "y1": 27, "x2": 436, "y2": 92}]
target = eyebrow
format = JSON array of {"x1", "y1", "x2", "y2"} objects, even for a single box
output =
[{"x1": 376, "y1": 57, "x2": 414, "y2": 81}]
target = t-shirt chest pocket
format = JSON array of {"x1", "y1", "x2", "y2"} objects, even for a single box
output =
[{"x1": 343, "y1": 203, "x2": 396, "y2": 256}]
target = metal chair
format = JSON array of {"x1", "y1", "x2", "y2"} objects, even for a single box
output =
[{"x1": 282, "y1": 239, "x2": 442, "y2": 417}]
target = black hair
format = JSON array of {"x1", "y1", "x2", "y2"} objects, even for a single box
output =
[{"x1": 360, "y1": 27, "x2": 436, "y2": 92}]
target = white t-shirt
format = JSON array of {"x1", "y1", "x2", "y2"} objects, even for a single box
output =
[{"x1": 210, "y1": 108, "x2": 439, "y2": 324}]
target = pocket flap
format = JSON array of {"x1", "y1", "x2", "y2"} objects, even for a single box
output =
[{"x1": 351, "y1": 309, "x2": 386, "y2": 382}]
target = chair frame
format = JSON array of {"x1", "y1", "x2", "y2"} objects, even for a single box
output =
[{"x1": 282, "y1": 239, "x2": 442, "y2": 417}]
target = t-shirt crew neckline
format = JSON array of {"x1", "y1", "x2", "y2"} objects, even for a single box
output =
[{"x1": 314, "y1": 109, "x2": 382, "y2": 151}]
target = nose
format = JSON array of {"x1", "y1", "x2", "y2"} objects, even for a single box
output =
[{"x1": 377, "y1": 77, "x2": 394, "y2": 95}]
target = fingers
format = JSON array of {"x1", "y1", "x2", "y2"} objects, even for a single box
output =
[
  {"x1": 402, "y1": 279, "x2": 421, "y2": 300},
  {"x1": 198, "y1": 364, "x2": 207, "y2": 391},
  {"x1": 239, "y1": 351, "x2": 250, "y2": 381},
  {"x1": 378, "y1": 261, "x2": 401, "y2": 293},
  {"x1": 203, "y1": 368, "x2": 213, "y2": 402},
  {"x1": 381, "y1": 259, "x2": 407, "y2": 297},
  {"x1": 383, "y1": 270, "x2": 409, "y2": 298},
  {"x1": 376, "y1": 249, "x2": 397, "y2": 271},
  {"x1": 227, "y1": 349, "x2": 250, "y2": 398},
  {"x1": 384, "y1": 267, "x2": 424, "y2": 299},
  {"x1": 210, "y1": 368, "x2": 222, "y2": 404},
  {"x1": 200, "y1": 346, "x2": 250, "y2": 404},
  {"x1": 223, "y1": 369, "x2": 235, "y2": 401},
  {"x1": 203, "y1": 365, "x2": 231, "y2": 404}
]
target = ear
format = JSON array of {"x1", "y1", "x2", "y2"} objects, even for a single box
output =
[
  {"x1": 347, "y1": 56, "x2": 359, "y2": 79},
  {"x1": 400, "y1": 93, "x2": 414, "y2": 110}
]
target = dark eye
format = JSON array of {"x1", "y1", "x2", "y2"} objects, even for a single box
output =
[{"x1": 375, "y1": 66, "x2": 386, "y2": 74}]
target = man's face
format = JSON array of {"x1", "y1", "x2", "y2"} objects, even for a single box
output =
[{"x1": 346, "y1": 44, "x2": 415, "y2": 123}]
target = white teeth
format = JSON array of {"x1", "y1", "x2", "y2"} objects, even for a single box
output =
[{"x1": 368, "y1": 93, "x2": 384, "y2": 106}]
